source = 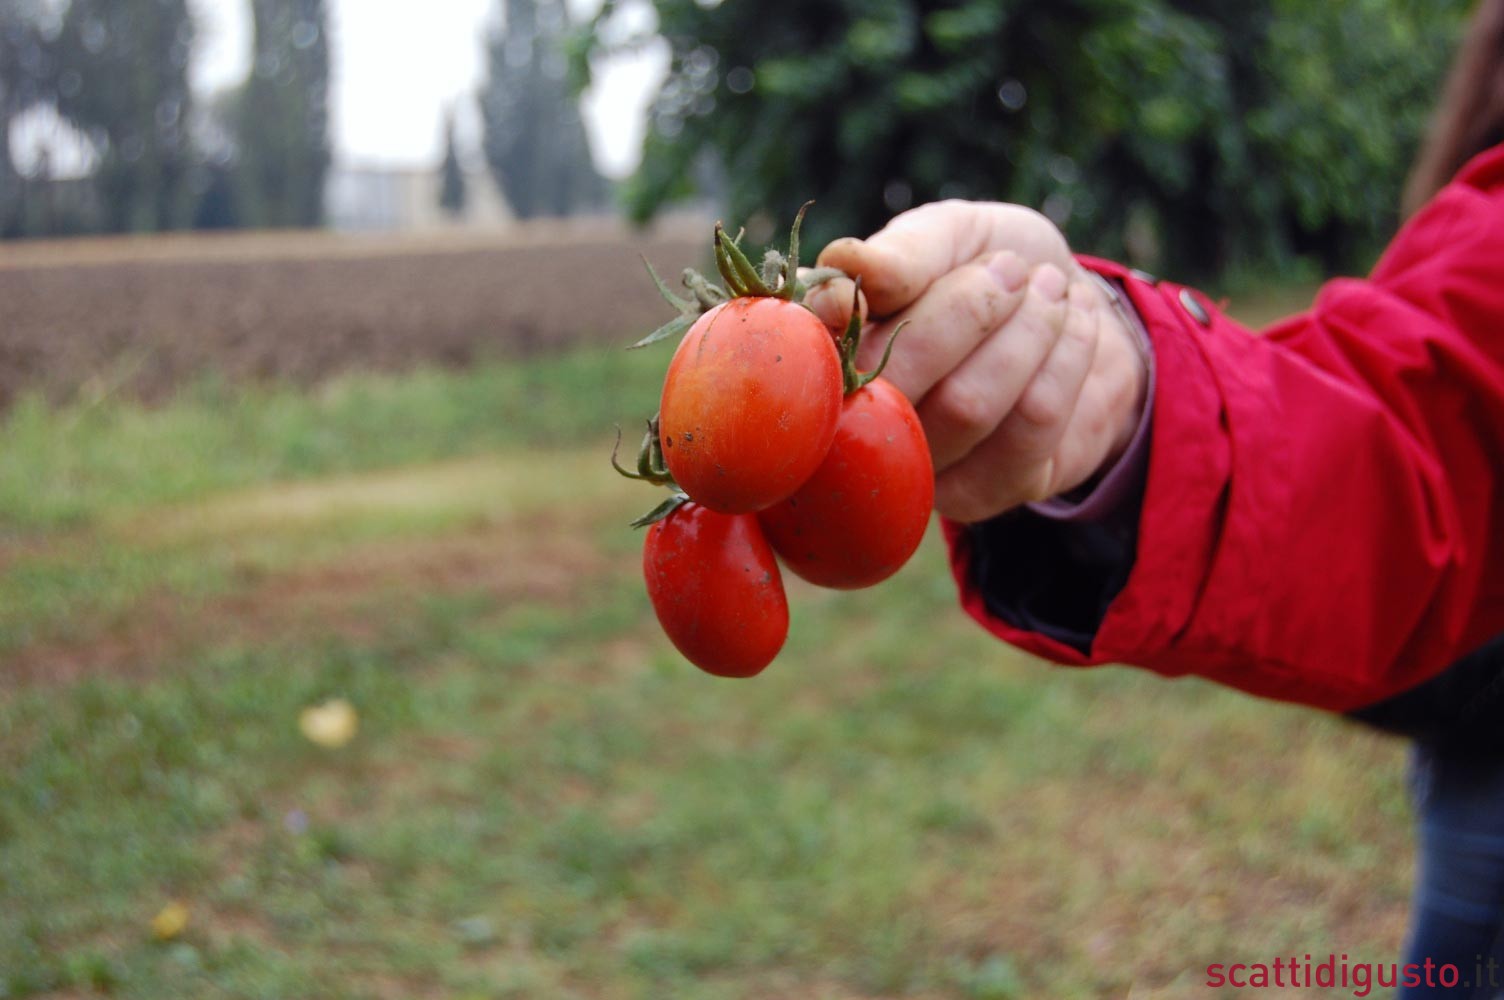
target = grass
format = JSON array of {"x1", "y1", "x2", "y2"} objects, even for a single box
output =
[
  {"x1": 0, "y1": 344, "x2": 668, "y2": 532},
  {"x1": 0, "y1": 289, "x2": 1417, "y2": 1000}
]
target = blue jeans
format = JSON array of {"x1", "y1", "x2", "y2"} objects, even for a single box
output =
[{"x1": 1401, "y1": 743, "x2": 1504, "y2": 998}]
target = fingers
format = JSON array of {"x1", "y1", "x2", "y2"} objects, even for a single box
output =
[
  {"x1": 935, "y1": 280, "x2": 1102, "y2": 523},
  {"x1": 918, "y1": 264, "x2": 1070, "y2": 471},
  {"x1": 1041, "y1": 304, "x2": 1150, "y2": 490},
  {"x1": 852, "y1": 250, "x2": 1032, "y2": 404},
  {"x1": 816, "y1": 201, "x2": 1074, "y2": 316},
  {"x1": 801, "y1": 272, "x2": 866, "y2": 335}
]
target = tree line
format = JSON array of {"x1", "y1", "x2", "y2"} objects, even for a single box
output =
[
  {"x1": 3, "y1": 0, "x2": 1470, "y2": 281},
  {"x1": 1, "y1": 0, "x2": 330, "y2": 237},
  {"x1": 0, "y1": 0, "x2": 607, "y2": 239},
  {"x1": 579, "y1": 0, "x2": 1473, "y2": 280}
]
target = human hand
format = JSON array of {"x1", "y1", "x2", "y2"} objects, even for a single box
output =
[{"x1": 806, "y1": 201, "x2": 1149, "y2": 524}]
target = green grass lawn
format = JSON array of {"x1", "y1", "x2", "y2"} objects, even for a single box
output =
[{"x1": 1, "y1": 289, "x2": 1418, "y2": 999}]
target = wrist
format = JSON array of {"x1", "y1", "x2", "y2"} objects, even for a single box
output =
[{"x1": 1084, "y1": 272, "x2": 1151, "y2": 465}]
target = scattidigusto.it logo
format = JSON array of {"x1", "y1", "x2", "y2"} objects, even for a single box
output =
[{"x1": 1206, "y1": 954, "x2": 1502, "y2": 997}]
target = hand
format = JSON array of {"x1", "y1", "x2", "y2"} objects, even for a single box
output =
[{"x1": 806, "y1": 200, "x2": 1149, "y2": 524}]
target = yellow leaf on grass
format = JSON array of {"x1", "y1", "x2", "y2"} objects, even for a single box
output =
[
  {"x1": 300, "y1": 698, "x2": 359, "y2": 748},
  {"x1": 151, "y1": 901, "x2": 189, "y2": 941}
]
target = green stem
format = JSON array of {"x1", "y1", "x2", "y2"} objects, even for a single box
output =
[
  {"x1": 610, "y1": 423, "x2": 677, "y2": 488},
  {"x1": 837, "y1": 277, "x2": 906, "y2": 394}
]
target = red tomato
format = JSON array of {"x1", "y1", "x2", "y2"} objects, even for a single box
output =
[
  {"x1": 643, "y1": 501, "x2": 789, "y2": 678},
  {"x1": 758, "y1": 378, "x2": 933, "y2": 589},
  {"x1": 659, "y1": 297, "x2": 843, "y2": 514}
]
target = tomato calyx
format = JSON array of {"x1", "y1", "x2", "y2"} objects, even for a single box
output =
[
  {"x1": 629, "y1": 204, "x2": 846, "y2": 350},
  {"x1": 712, "y1": 200, "x2": 811, "y2": 299},
  {"x1": 835, "y1": 276, "x2": 906, "y2": 396},
  {"x1": 611, "y1": 418, "x2": 690, "y2": 528},
  {"x1": 630, "y1": 258, "x2": 730, "y2": 350}
]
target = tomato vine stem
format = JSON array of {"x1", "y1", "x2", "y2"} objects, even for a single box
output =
[{"x1": 837, "y1": 276, "x2": 906, "y2": 395}]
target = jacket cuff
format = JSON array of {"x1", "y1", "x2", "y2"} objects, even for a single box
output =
[{"x1": 945, "y1": 255, "x2": 1237, "y2": 670}]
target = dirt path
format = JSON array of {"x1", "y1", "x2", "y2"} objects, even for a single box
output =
[
  {"x1": 9, "y1": 514, "x2": 623, "y2": 688},
  {"x1": 5, "y1": 451, "x2": 643, "y2": 688}
]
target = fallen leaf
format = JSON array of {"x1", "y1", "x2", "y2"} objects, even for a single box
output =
[
  {"x1": 300, "y1": 698, "x2": 358, "y2": 748},
  {"x1": 151, "y1": 901, "x2": 189, "y2": 941}
]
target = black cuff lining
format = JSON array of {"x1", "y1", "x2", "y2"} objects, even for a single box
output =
[{"x1": 967, "y1": 492, "x2": 1143, "y2": 655}]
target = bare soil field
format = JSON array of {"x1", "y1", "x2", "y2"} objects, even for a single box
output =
[{"x1": 0, "y1": 218, "x2": 710, "y2": 406}]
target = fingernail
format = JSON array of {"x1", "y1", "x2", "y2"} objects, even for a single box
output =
[
  {"x1": 985, "y1": 251, "x2": 1029, "y2": 292},
  {"x1": 1032, "y1": 264, "x2": 1068, "y2": 301},
  {"x1": 816, "y1": 237, "x2": 863, "y2": 268}
]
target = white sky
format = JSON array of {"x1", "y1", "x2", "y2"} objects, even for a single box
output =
[
  {"x1": 14, "y1": 0, "x2": 665, "y2": 180},
  {"x1": 204, "y1": 0, "x2": 670, "y2": 176},
  {"x1": 192, "y1": 0, "x2": 665, "y2": 177}
]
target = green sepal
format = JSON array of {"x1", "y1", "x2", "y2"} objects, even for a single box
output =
[
  {"x1": 631, "y1": 261, "x2": 732, "y2": 351},
  {"x1": 641, "y1": 255, "x2": 693, "y2": 313},
  {"x1": 781, "y1": 201, "x2": 814, "y2": 300},
  {"x1": 629, "y1": 314, "x2": 695, "y2": 350},
  {"x1": 854, "y1": 320, "x2": 907, "y2": 392},
  {"x1": 631, "y1": 492, "x2": 689, "y2": 529},
  {"x1": 715, "y1": 222, "x2": 774, "y2": 297}
]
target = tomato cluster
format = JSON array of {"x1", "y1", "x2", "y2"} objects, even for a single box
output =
[{"x1": 618, "y1": 208, "x2": 933, "y2": 679}]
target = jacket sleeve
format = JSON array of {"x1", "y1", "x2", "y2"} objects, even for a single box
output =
[{"x1": 945, "y1": 146, "x2": 1504, "y2": 713}]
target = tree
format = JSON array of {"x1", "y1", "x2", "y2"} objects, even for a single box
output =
[
  {"x1": 192, "y1": 86, "x2": 243, "y2": 230},
  {"x1": 235, "y1": 0, "x2": 331, "y2": 227},
  {"x1": 480, "y1": 0, "x2": 607, "y2": 219},
  {"x1": 1247, "y1": 0, "x2": 1464, "y2": 272},
  {"x1": 582, "y1": 0, "x2": 1471, "y2": 279},
  {"x1": 0, "y1": 1, "x2": 49, "y2": 236},
  {"x1": 439, "y1": 108, "x2": 467, "y2": 217},
  {"x1": 49, "y1": 0, "x2": 196, "y2": 233}
]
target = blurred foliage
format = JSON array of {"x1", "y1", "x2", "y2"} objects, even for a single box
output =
[
  {"x1": 50, "y1": 0, "x2": 197, "y2": 233},
  {"x1": 232, "y1": 0, "x2": 331, "y2": 228},
  {"x1": 1, "y1": 0, "x2": 50, "y2": 235},
  {"x1": 480, "y1": 0, "x2": 609, "y2": 219},
  {"x1": 583, "y1": 0, "x2": 1471, "y2": 278},
  {"x1": 0, "y1": 0, "x2": 331, "y2": 238}
]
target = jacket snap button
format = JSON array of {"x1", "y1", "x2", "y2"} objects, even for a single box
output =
[{"x1": 1179, "y1": 287, "x2": 1212, "y2": 327}]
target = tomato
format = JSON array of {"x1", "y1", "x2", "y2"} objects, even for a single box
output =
[
  {"x1": 643, "y1": 501, "x2": 789, "y2": 677},
  {"x1": 758, "y1": 378, "x2": 933, "y2": 589},
  {"x1": 659, "y1": 297, "x2": 843, "y2": 514}
]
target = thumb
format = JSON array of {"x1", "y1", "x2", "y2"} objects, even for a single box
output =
[
  {"x1": 816, "y1": 201, "x2": 1075, "y2": 318},
  {"x1": 815, "y1": 237, "x2": 926, "y2": 318}
]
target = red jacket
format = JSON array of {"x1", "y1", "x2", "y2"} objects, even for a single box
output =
[{"x1": 947, "y1": 145, "x2": 1504, "y2": 713}]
